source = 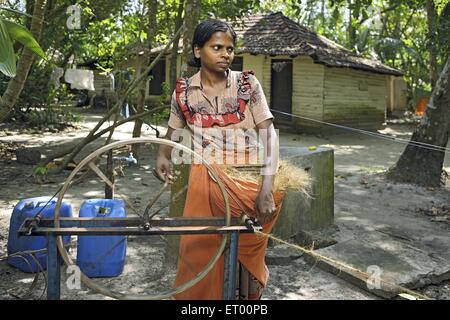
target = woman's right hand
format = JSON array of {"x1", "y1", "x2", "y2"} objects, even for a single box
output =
[{"x1": 154, "y1": 152, "x2": 174, "y2": 184}]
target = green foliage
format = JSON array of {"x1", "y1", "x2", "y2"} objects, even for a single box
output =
[
  {"x1": 36, "y1": 0, "x2": 131, "y2": 71},
  {"x1": 0, "y1": 61, "x2": 81, "y2": 128},
  {"x1": 1, "y1": 64, "x2": 59, "y2": 108},
  {"x1": 437, "y1": 1, "x2": 450, "y2": 60},
  {"x1": 356, "y1": 26, "x2": 370, "y2": 54},
  {"x1": 2, "y1": 20, "x2": 47, "y2": 60},
  {"x1": 201, "y1": 0, "x2": 261, "y2": 21},
  {"x1": 2, "y1": 0, "x2": 447, "y2": 117},
  {"x1": 34, "y1": 166, "x2": 48, "y2": 176},
  {"x1": 0, "y1": 18, "x2": 16, "y2": 77},
  {"x1": 0, "y1": 6, "x2": 47, "y2": 77},
  {"x1": 144, "y1": 81, "x2": 171, "y2": 126}
]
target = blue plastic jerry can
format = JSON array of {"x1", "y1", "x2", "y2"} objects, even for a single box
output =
[
  {"x1": 76, "y1": 199, "x2": 127, "y2": 277},
  {"x1": 7, "y1": 197, "x2": 72, "y2": 273}
]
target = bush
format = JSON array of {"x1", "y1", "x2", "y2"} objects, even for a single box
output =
[{"x1": 0, "y1": 63, "x2": 81, "y2": 128}]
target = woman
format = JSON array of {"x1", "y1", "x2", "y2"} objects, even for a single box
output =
[{"x1": 155, "y1": 19, "x2": 284, "y2": 300}]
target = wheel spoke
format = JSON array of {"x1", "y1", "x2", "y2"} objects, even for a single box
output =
[
  {"x1": 143, "y1": 182, "x2": 170, "y2": 223},
  {"x1": 88, "y1": 161, "x2": 141, "y2": 217},
  {"x1": 88, "y1": 161, "x2": 114, "y2": 190}
]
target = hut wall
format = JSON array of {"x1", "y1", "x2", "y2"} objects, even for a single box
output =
[
  {"x1": 242, "y1": 53, "x2": 264, "y2": 79},
  {"x1": 386, "y1": 75, "x2": 407, "y2": 113},
  {"x1": 292, "y1": 57, "x2": 325, "y2": 128},
  {"x1": 93, "y1": 70, "x2": 113, "y2": 92},
  {"x1": 92, "y1": 70, "x2": 116, "y2": 103},
  {"x1": 323, "y1": 67, "x2": 387, "y2": 129},
  {"x1": 262, "y1": 56, "x2": 272, "y2": 107}
]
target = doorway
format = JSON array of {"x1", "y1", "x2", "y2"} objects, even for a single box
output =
[{"x1": 270, "y1": 59, "x2": 293, "y2": 122}]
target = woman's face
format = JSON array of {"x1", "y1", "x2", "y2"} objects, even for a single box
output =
[{"x1": 194, "y1": 31, "x2": 235, "y2": 73}]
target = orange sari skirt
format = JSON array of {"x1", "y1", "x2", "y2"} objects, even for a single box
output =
[{"x1": 173, "y1": 164, "x2": 285, "y2": 300}]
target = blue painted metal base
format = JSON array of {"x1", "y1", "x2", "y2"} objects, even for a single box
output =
[
  {"x1": 22, "y1": 217, "x2": 259, "y2": 300},
  {"x1": 223, "y1": 232, "x2": 239, "y2": 300},
  {"x1": 46, "y1": 234, "x2": 61, "y2": 300}
]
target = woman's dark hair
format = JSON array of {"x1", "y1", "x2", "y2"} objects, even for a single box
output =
[{"x1": 187, "y1": 19, "x2": 237, "y2": 68}]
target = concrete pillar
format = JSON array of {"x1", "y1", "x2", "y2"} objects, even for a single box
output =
[
  {"x1": 165, "y1": 146, "x2": 335, "y2": 264},
  {"x1": 273, "y1": 147, "x2": 334, "y2": 240}
]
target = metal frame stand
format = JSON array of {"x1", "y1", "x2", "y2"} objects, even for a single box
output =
[{"x1": 20, "y1": 217, "x2": 260, "y2": 300}]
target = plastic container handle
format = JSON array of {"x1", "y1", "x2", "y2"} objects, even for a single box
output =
[{"x1": 36, "y1": 200, "x2": 56, "y2": 208}]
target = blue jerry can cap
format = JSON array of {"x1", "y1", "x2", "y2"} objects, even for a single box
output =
[{"x1": 96, "y1": 206, "x2": 111, "y2": 215}]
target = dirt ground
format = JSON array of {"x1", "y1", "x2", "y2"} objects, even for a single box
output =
[{"x1": 0, "y1": 111, "x2": 449, "y2": 300}]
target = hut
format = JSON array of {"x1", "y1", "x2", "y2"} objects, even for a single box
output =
[{"x1": 148, "y1": 12, "x2": 404, "y2": 131}]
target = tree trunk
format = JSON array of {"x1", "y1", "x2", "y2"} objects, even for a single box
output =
[
  {"x1": 0, "y1": 0, "x2": 47, "y2": 123},
  {"x1": 170, "y1": 0, "x2": 185, "y2": 93},
  {"x1": 347, "y1": 0, "x2": 356, "y2": 50},
  {"x1": 426, "y1": 0, "x2": 439, "y2": 88},
  {"x1": 180, "y1": 0, "x2": 200, "y2": 77},
  {"x1": 321, "y1": 0, "x2": 325, "y2": 30},
  {"x1": 132, "y1": 0, "x2": 158, "y2": 159},
  {"x1": 25, "y1": 0, "x2": 34, "y2": 30},
  {"x1": 386, "y1": 57, "x2": 450, "y2": 187}
]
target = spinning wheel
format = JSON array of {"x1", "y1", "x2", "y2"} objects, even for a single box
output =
[{"x1": 51, "y1": 138, "x2": 233, "y2": 300}]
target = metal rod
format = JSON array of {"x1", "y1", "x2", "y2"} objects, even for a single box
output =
[
  {"x1": 143, "y1": 182, "x2": 170, "y2": 224},
  {"x1": 22, "y1": 217, "x2": 244, "y2": 228},
  {"x1": 46, "y1": 234, "x2": 61, "y2": 300},
  {"x1": 21, "y1": 225, "x2": 256, "y2": 236},
  {"x1": 223, "y1": 232, "x2": 239, "y2": 300},
  {"x1": 22, "y1": 215, "x2": 256, "y2": 300},
  {"x1": 223, "y1": 237, "x2": 231, "y2": 299}
]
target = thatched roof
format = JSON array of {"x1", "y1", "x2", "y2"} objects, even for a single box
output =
[{"x1": 232, "y1": 12, "x2": 402, "y2": 76}]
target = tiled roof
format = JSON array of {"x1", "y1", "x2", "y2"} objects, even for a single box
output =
[{"x1": 232, "y1": 12, "x2": 402, "y2": 76}]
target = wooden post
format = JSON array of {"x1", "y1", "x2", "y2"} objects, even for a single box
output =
[
  {"x1": 164, "y1": 163, "x2": 190, "y2": 267},
  {"x1": 105, "y1": 150, "x2": 114, "y2": 199}
]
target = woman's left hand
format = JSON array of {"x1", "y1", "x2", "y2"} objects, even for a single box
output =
[{"x1": 255, "y1": 190, "x2": 276, "y2": 225}]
